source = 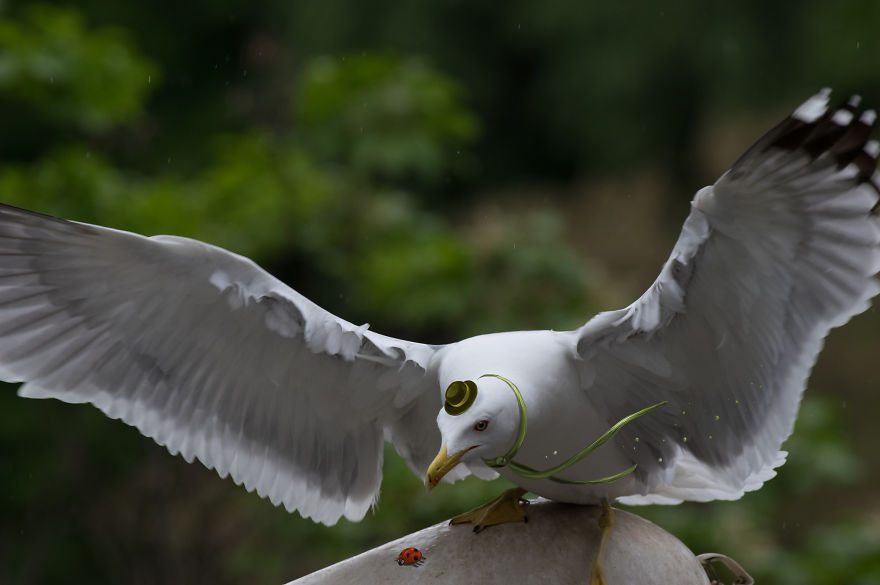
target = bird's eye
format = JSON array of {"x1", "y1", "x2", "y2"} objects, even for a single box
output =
[{"x1": 474, "y1": 419, "x2": 489, "y2": 432}]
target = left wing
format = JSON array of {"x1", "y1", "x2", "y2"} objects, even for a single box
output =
[
  {"x1": 574, "y1": 90, "x2": 880, "y2": 504},
  {"x1": 0, "y1": 204, "x2": 445, "y2": 524}
]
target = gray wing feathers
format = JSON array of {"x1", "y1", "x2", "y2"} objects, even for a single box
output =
[
  {"x1": 576, "y1": 91, "x2": 880, "y2": 503},
  {"x1": 0, "y1": 205, "x2": 440, "y2": 524}
]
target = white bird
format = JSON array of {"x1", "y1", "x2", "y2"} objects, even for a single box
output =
[{"x1": 1, "y1": 89, "x2": 878, "y2": 584}]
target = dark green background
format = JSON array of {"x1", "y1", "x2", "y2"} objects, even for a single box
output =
[{"x1": 0, "y1": 2, "x2": 878, "y2": 583}]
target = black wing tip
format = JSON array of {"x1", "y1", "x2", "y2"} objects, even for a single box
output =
[
  {"x1": 773, "y1": 90, "x2": 879, "y2": 187},
  {"x1": 733, "y1": 89, "x2": 880, "y2": 195}
]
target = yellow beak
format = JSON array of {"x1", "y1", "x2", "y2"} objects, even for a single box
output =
[{"x1": 425, "y1": 444, "x2": 474, "y2": 490}]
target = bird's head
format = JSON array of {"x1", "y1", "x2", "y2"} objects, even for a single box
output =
[{"x1": 425, "y1": 374, "x2": 524, "y2": 489}]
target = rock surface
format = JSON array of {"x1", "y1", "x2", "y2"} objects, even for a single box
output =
[{"x1": 286, "y1": 502, "x2": 711, "y2": 585}]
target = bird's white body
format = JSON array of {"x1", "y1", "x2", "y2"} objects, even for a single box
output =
[
  {"x1": 433, "y1": 331, "x2": 641, "y2": 503},
  {"x1": 0, "y1": 89, "x2": 878, "y2": 525}
]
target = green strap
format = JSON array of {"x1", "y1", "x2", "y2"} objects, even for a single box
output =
[
  {"x1": 479, "y1": 374, "x2": 528, "y2": 468},
  {"x1": 480, "y1": 374, "x2": 667, "y2": 486}
]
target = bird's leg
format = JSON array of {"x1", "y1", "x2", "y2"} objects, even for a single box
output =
[
  {"x1": 449, "y1": 487, "x2": 528, "y2": 533},
  {"x1": 589, "y1": 498, "x2": 614, "y2": 585}
]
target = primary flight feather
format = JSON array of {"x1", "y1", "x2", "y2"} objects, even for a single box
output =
[{"x1": 1, "y1": 89, "x2": 877, "y2": 525}]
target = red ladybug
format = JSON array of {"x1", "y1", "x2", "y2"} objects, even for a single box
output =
[{"x1": 396, "y1": 547, "x2": 424, "y2": 566}]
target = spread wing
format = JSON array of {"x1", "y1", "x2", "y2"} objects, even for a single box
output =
[
  {"x1": 0, "y1": 204, "x2": 444, "y2": 524},
  {"x1": 574, "y1": 90, "x2": 880, "y2": 504}
]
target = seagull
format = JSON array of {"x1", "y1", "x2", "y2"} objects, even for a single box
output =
[{"x1": 1, "y1": 89, "x2": 877, "y2": 585}]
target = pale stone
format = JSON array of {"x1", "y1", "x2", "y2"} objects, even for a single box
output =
[{"x1": 286, "y1": 502, "x2": 711, "y2": 585}]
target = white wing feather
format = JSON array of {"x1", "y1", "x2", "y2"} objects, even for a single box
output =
[
  {"x1": 575, "y1": 90, "x2": 880, "y2": 504},
  {"x1": 0, "y1": 206, "x2": 442, "y2": 524}
]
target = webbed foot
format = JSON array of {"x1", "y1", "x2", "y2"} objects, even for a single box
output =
[{"x1": 449, "y1": 487, "x2": 528, "y2": 533}]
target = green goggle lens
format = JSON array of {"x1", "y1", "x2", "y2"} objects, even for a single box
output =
[{"x1": 444, "y1": 380, "x2": 478, "y2": 415}]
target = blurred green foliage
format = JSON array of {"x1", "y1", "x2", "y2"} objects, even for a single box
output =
[
  {"x1": 297, "y1": 54, "x2": 479, "y2": 184},
  {"x1": 0, "y1": 5, "x2": 155, "y2": 131},
  {"x1": 0, "y1": 2, "x2": 878, "y2": 584}
]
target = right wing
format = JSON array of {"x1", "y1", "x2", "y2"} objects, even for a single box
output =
[{"x1": 574, "y1": 90, "x2": 880, "y2": 503}]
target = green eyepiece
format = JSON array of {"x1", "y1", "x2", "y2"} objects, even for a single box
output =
[{"x1": 444, "y1": 380, "x2": 478, "y2": 415}]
